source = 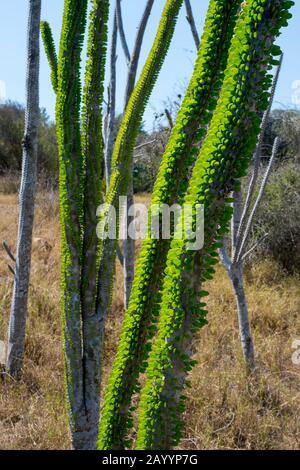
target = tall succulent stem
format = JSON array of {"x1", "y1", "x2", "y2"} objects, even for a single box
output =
[
  {"x1": 46, "y1": 0, "x2": 109, "y2": 449},
  {"x1": 98, "y1": 0, "x2": 241, "y2": 450},
  {"x1": 136, "y1": 0, "x2": 294, "y2": 450}
]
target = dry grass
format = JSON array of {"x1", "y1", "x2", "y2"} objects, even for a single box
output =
[{"x1": 0, "y1": 187, "x2": 299, "y2": 449}]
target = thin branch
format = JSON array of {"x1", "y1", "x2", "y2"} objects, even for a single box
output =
[
  {"x1": 242, "y1": 232, "x2": 269, "y2": 261},
  {"x1": 236, "y1": 137, "x2": 279, "y2": 262},
  {"x1": 134, "y1": 139, "x2": 156, "y2": 151},
  {"x1": 2, "y1": 241, "x2": 16, "y2": 263},
  {"x1": 231, "y1": 190, "x2": 242, "y2": 258},
  {"x1": 184, "y1": 0, "x2": 200, "y2": 49},
  {"x1": 104, "y1": 9, "x2": 118, "y2": 188},
  {"x1": 234, "y1": 54, "x2": 283, "y2": 262},
  {"x1": 7, "y1": 265, "x2": 16, "y2": 277},
  {"x1": 124, "y1": 0, "x2": 155, "y2": 107},
  {"x1": 165, "y1": 108, "x2": 174, "y2": 129},
  {"x1": 116, "y1": 0, "x2": 131, "y2": 66}
]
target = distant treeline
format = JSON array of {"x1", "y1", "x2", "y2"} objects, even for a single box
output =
[
  {"x1": 0, "y1": 101, "x2": 58, "y2": 180},
  {"x1": 1, "y1": 100, "x2": 300, "y2": 190}
]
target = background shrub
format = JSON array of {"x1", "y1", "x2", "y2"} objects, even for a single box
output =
[
  {"x1": 0, "y1": 101, "x2": 58, "y2": 181},
  {"x1": 249, "y1": 161, "x2": 300, "y2": 272}
]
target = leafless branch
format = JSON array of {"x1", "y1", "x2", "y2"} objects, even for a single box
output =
[
  {"x1": 124, "y1": 0, "x2": 155, "y2": 108},
  {"x1": 104, "y1": 9, "x2": 118, "y2": 188},
  {"x1": 7, "y1": 264, "x2": 15, "y2": 277},
  {"x1": 165, "y1": 108, "x2": 174, "y2": 129},
  {"x1": 116, "y1": 0, "x2": 131, "y2": 66},
  {"x1": 184, "y1": 0, "x2": 200, "y2": 49},
  {"x1": 2, "y1": 241, "x2": 16, "y2": 263},
  {"x1": 231, "y1": 190, "x2": 242, "y2": 258},
  {"x1": 122, "y1": 0, "x2": 155, "y2": 307},
  {"x1": 134, "y1": 139, "x2": 157, "y2": 151},
  {"x1": 236, "y1": 137, "x2": 279, "y2": 262},
  {"x1": 234, "y1": 54, "x2": 283, "y2": 262},
  {"x1": 242, "y1": 233, "x2": 269, "y2": 261}
]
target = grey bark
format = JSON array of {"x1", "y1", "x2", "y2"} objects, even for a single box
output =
[
  {"x1": 230, "y1": 264, "x2": 255, "y2": 372},
  {"x1": 219, "y1": 191, "x2": 256, "y2": 372},
  {"x1": 184, "y1": 0, "x2": 199, "y2": 49},
  {"x1": 116, "y1": 0, "x2": 131, "y2": 66},
  {"x1": 236, "y1": 138, "x2": 279, "y2": 263},
  {"x1": 123, "y1": 186, "x2": 135, "y2": 308},
  {"x1": 6, "y1": 0, "x2": 41, "y2": 377}
]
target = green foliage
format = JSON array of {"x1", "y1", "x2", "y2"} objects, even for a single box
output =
[
  {"x1": 41, "y1": 21, "x2": 58, "y2": 93},
  {"x1": 0, "y1": 101, "x2": 57, "y2": 179},
  {"x1": 96, "y1": 2, "x2": 185, "y2": 447},
  {"x1": 95, "y1": 0, "x2": 184, "y2": 331},
  {"x1": 80, "y1": 0, "x2": 109, "y2": 317},
  {"x1": 55, "y1": 0, "x2": 88, "y2": 436},
  {"x1": 98, "y1": 0, "x2": 241, "y2": 450},
  {"x1": 135, "y1": 0, "x2": 294, "y2": 450}
]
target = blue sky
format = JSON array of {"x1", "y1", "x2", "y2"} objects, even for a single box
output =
[{"x1": 0, "y1": 0, "x2": 299, "y2": 130}]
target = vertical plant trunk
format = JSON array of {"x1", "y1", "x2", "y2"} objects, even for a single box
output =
[
  {"x1": 123, "y1": 185, "x2": 135, "y2": 308},
  {"x1": 6, "y1": 0, "x2": 41, "y2": 377},
  {"x1": 230, "y1": 264, "x2": 255, "y2": 372},
  {"x1": 230, "y1": 190, "x2": 255, "y2": 372}
]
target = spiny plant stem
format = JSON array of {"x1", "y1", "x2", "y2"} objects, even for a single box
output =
[
  {"x1": 98, "y1": 0, "x2": 241, "y2": 450},
  {"x1": 136, "y1": 0, "x2": 294, "y2": 450}
]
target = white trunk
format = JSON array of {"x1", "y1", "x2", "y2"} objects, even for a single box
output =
[
  {"x1": 123, "y1": 185, "x2": 135, "y2": 308},
  {"x1": 6, "y1": 0, "x2": 41, "y2": 377},
  {"x1": 230, "y1": 264, "x2": 255, "y2": 372}
]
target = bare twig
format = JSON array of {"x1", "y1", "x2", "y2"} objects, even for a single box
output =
[
  {"x1": 234, "y1": 54, "x2": 283, "y2": 262},
  {"x1": 236, "y1": 137, "x2": 279, "y2": 262},
  {"x1": 165, "y1": 108, "x2": 174, "y2": 129},
  {"x1": 134, "y1": 139, "x2": 156, "y2": 151},
  {"x1": 116, "y1": 0, "x2": 131, "y2": 66},
  {"x1": 104, "y1": 9, "x2": 118, "y2": 188},
  {"x1": 7, "y1": 265, "x2": 16, "y2": 277},
  {"x1": 184, "y1": 0, "x2": 200, "y2": 49},
  {"x1": 2, "y1": 241, "x2": 16, "y2": 263},
  {"x1": 242, "y1": 232, "x2": 269, "y2": 261},
  {"x1": 124, "y1": 0, "x2": 155, "y2": 107}
]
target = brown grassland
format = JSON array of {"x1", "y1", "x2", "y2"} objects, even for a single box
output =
[{"x1": 0, "y1": 184, "x2": 299, "y2": 449}]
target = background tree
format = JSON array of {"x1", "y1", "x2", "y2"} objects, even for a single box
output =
[
  {"x1": 0, "y1": 102, "x2": 57, "y2": 180},
  {"x1": 6, "y1": 0, "x2": 41, "y2": 377},
  {"x1": 219, "y1": 56, "x2": 282, "y2": 372}
]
